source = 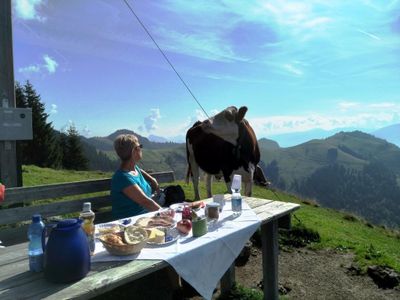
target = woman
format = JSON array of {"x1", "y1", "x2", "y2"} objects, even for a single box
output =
[{"x1": 111, "y1": 134, "x2": 162, "y2": 219}]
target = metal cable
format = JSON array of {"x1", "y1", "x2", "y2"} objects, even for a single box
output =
[{"x1": 122, "y1": 0, "x2": 209, "y2": 118}]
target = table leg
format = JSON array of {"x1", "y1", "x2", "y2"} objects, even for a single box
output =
[
  {"x1": 220, "y1": 262, "x2": 235, "y2": 296},
  {"x1": 261, "y1": 219, "x2": 278, "y2": 300}
]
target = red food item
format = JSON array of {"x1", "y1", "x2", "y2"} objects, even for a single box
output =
[
  {"x1": 0, "y1": 184, "x2": 4, "y2": 203},
  {"x1": 176, "y1": 219, "x2": 192, "y2": 234}
]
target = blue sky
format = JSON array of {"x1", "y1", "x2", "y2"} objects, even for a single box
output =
[{"x1": 12, "y1": 0, "x2": 400, "y2": 146}]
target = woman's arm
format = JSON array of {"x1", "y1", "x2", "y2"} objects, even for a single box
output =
[
  {"x1": 141, "y1": 169, "x2": 160, "y2": 194},
  {"x1": 122, "y1": 184, "x2": 161, "y2": 212}
]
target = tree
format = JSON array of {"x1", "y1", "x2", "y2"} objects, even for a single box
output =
[
  {"x1": 62, "y1": 125, "x2": 88, "y2": 170},
  {"x1": 16, "y1": 81, "x2": 62, "y2": 168}
]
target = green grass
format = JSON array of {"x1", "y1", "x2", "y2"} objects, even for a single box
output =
[
  {"x1": 22, "y1": 165, "x2": 112, "y2": 186},
  {"x1": 21, "y1": 165, "x2": 400, "y2": 274}
]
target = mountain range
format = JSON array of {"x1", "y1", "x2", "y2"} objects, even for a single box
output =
[{"x1": 81, "y1": 125, "x2": 400, "y2": 228}]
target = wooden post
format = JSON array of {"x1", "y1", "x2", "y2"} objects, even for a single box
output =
[
  {"x1": 261, "y1": 219, "x2": 279, "y2": 300},
  {"x1": 0, "y1": 0, "x2": 18, "y2": 187}
]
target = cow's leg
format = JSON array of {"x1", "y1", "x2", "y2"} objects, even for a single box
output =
[
  {"x1": 191, "y1": 166, "x2": 201, "y2": 200},
  {"x1": 244, "y1": 179, "x2": 253, "y2": 196},
  {"x1": 242, "y1": 165, "x2": 256, "y2": 196},
  {"x1": 187, "y1": 144, "x2": 201, "y2": 200},
  {"x1": 206, "y1": 174, "x2": 212, "y2": 198}
]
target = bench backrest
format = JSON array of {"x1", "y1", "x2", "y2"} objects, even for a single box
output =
[{"x1": 0, "y1": 171, "x2": 175, "y2": 246}]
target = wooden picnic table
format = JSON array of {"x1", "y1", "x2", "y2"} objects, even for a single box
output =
[{"x1": 0, "y1": 197, "x2": 299, "y2": 300}]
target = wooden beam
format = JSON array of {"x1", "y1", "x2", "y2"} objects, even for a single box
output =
[
  {"x1": 3, "y1": 171, "x2": 175, "y2": 205},
  {"x1": 0, "y1": 0, "x2": 18, "y2": 187},
  {"x1": 261, "y1": 220, "x2": 279, "y2": 300}
]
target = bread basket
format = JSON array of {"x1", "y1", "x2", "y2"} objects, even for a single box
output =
[{"x1": 98, "y1": 226, "x2": 148, "y2": 256}]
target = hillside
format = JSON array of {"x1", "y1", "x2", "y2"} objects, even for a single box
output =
[
  {"x1": 260, "y1": 131, "x2": 400, "y2": 185},
  {"x1": 259, "y1": 131, "x2": 400, "y2": 228},
  {"x1": 22, "y1": 166, "x2": 400, "y2": 298}
]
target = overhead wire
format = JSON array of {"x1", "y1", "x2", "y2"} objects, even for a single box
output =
[{"x1": 122, "y1": 0, "x2": 209, "y2": 118}]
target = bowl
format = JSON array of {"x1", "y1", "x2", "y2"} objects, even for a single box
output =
[{"x1": 98, "y1": 226, "x2": 148, "y2": 256}]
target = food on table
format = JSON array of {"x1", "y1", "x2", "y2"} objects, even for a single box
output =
[
  {"x1": 97, "y1": 224, "x2": 120, "y2": 235},
  {"x1": 123, "y1": 226, "x2": 147, "y2": 245},
  {"x1": 158, "y1": 208, "x2": 175, "y2": 218},
  {"x1": 147, "y1": 228, "x2": 165, "y2": 244},
  {"x1": 187, "y1": 201, "x2": 205, "y2": 210},
  {"x1": 176, "y1": 219, "x2": 192, "y2": 234},
  {"x1": 102, "y1": 233, "x2": 125, "y2": 245},
  {"x1": 135, "y1": 215, "x2": 175, "y2": 228}
]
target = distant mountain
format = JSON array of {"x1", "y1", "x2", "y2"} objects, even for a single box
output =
[
  {"x1": 372, "y1": 123, "x2": 400, "y2": 147},
  {"x1": 260, "y1": 130, "x2": 400, "y2": 227},
  {"x1": 86, "y1": 130, "x2": 184, "y2": 152},
  {"x1": 267, "y1": 128, "x2": 357, "y2": 148},
  {"x1": 83, "y1": 129, "x2": 186, "y2": 178},
  {"x1": 258, "y1": 138, "x2": 280, "y2": 150},
  {"x1": 148, "y1": 134, "x2": 169, "y2": 143}
]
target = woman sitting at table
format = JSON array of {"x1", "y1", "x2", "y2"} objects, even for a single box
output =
[{"x1": 111, "y1": 134, "x2": 162, "y2": 219}]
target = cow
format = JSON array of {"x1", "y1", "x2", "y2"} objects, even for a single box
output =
[{"x1": 185, "y1": 106, "x2": 261, "y2": 200}]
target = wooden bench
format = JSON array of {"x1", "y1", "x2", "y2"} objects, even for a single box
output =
[{"x1": 0, "y1": 171, "x2": 175, "y2": 246}]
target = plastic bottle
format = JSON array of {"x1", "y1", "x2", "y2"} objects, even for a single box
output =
[
  {"x1": 231, "y1": 174, "x2": 242, "y2": 216},
  {"x1": 79, "y1": 202, "x2": 95, "y2": 255},
  {"x1": 28, "y1": 214, "x2": 45, "y2": 272}
]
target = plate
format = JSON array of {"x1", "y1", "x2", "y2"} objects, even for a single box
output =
[
  {"x1": 146, "y1": 227, "x2": 180, "y2": 246},
  {"x1": 135, "y1": 216, "x2": 175, "y2": 228},
  {"x1": 169, "y1": 203, "x2": 185, "y2": 212}
]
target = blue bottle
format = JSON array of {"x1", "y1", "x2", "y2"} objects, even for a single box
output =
[{"x1": 28, "y1": 214, "x2": 45, "y2": 272}]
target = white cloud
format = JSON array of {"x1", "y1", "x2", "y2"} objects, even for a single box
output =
[
  {"x1": 49, "y1": 104, "x2": 57, "y2": 114},
  {"x1": 43, "y1": 55, "x2": 58, "y2": 73},
  {"x1": 60, "y1": 120, "x2": 74, "y2": 133},
  {"x1": 18, "y1": 65, "x2": 40, "y2": 74},
  {"x1": 248, "y1": 107, "x2": 400, "y2": 137},
  {"x1": 368, "y1": 102, "x2": 396, "y2": 108},
  {"x1": 143, "y1": 108, "x2": 161, "y2": 132},
  {"x1": 338, "y1": 101, "x2": 360, "y2": 111},
  {"x1": 356, "y1": 29, "x2": 381, "y2": 41},
  {"x1": 14, "y1": 0, "x2": 46, "y2": 21},
  {"x1": 18, "y1": 54, "x2": 58, "y2": 75},
  {"x1": 81, "y1": 126, "x2": 91, "y2": 137},
  {"x1": 283, "y1": 64, "x2": 303, "y2": 76}
]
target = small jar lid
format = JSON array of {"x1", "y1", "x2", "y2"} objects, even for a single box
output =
[
  {"x1": 206, "y1": 202, "x2": 220, "y2": 208},
  {"x1": 32, "y1": 214, "x2": 42, "y2": 223}
]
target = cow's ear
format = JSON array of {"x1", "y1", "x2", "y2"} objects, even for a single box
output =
[
  {"x1": 224, "y1": 106, "x2": 237, "y2": 122},
  {"x1": 237, "y1": 106, "x2": 248, "y2": 121}
]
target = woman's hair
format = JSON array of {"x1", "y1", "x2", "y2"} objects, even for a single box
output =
[{"x1": 114, "y1": 134, "x2": 138, "y2": 161}]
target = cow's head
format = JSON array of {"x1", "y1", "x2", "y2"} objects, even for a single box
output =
[{"x1": 202, "y1": 106, "x2": 248, "y2": 145}]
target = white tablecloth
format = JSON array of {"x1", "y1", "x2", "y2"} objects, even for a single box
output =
[{"x1": 92, "y1": 199, "x2": 261, "y2": 300}]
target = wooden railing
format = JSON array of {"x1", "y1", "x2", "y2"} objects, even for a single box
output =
[{"x1": 0, "y1": 171, "x2": 175, "y2": 246}]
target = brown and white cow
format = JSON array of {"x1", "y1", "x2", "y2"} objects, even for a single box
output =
[{"x1": 185, "y1": 106, "x2": 260, "y2": 200}]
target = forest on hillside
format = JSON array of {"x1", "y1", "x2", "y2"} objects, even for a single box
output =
[{"x1": 264, "y1": 158, "x2": 400, "y2": 228}]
